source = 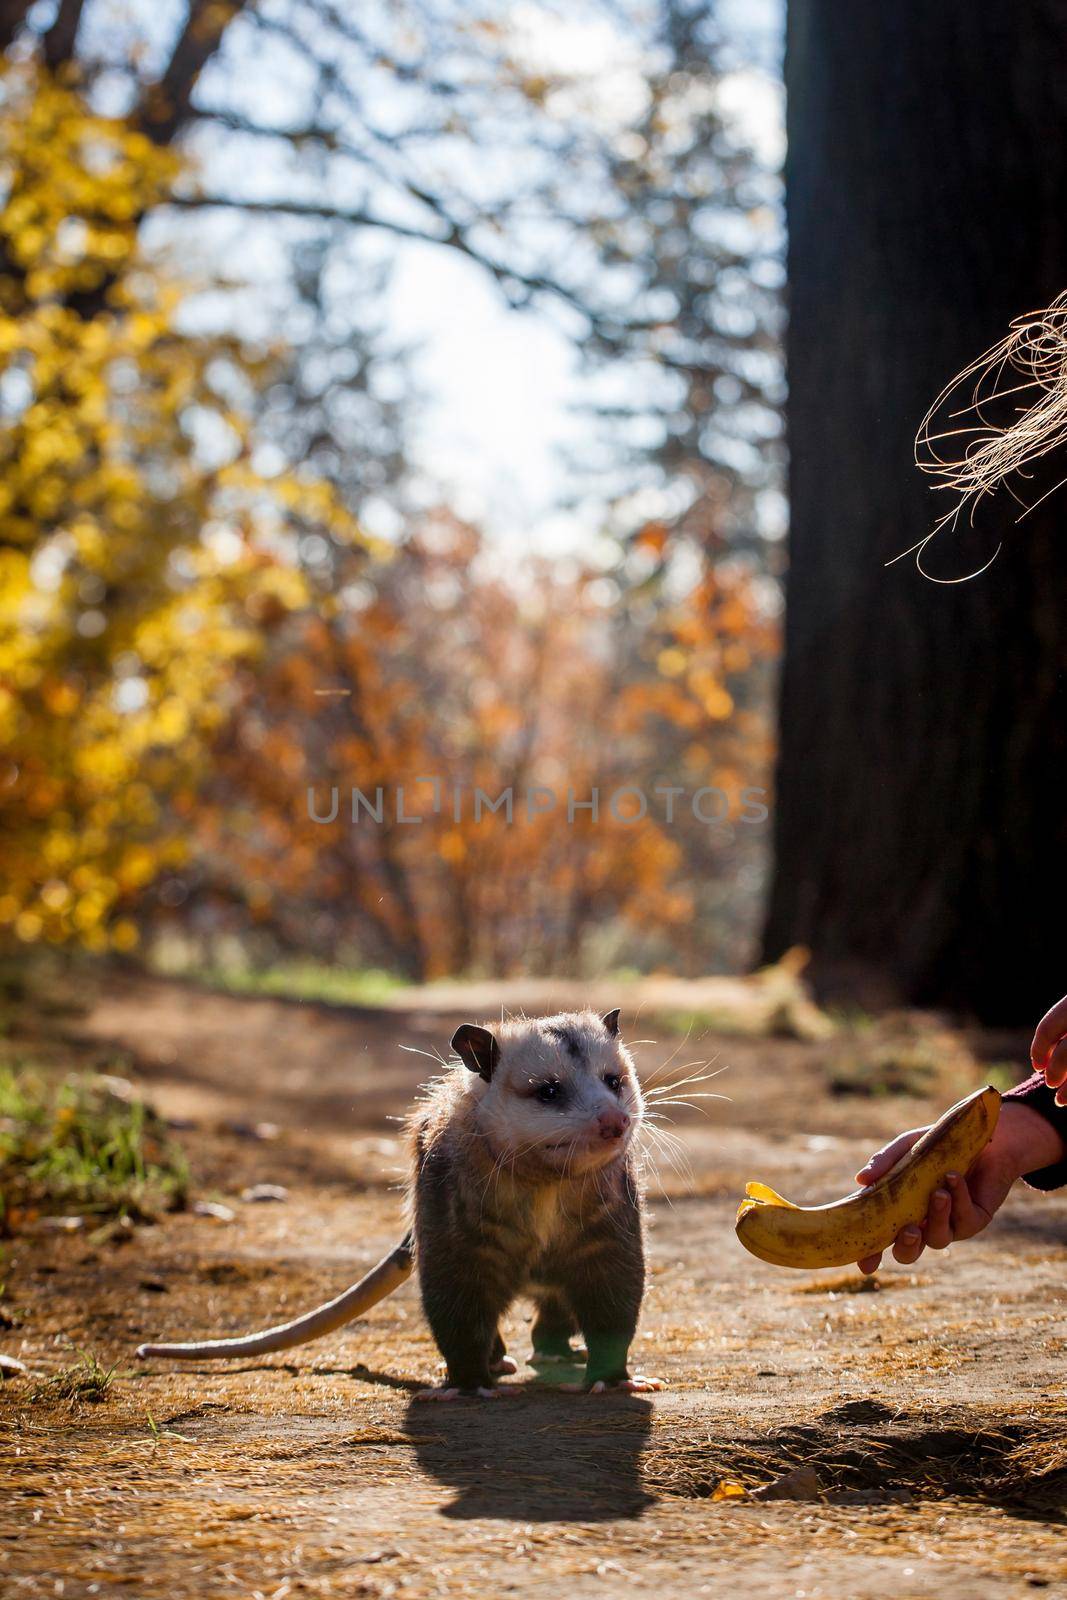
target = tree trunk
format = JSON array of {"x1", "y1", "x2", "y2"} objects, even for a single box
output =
[
  {"x1": 136, "y1": 0, "x2": 249, "y2": 146},
  {"x1": 0, "y1": 2, "x2": 31, "y2": 50},
  {"x1": 42, "y1": 0, "x2": 85, "y2": 71},
  {"x1": 764, "y1": 1, "x2": 1067, "y2": 1024}
]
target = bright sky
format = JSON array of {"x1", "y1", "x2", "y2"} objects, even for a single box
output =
[
  {"x1": 387, "y1": 3, "x2": 784, "y2": 549},
  {"x1": 132, "y1": 0, "x2": 784, "y2": 551}
]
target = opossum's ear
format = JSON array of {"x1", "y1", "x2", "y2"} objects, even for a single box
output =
[
  {"x1": 601, "y1": 1008, "x2": 621, "y2": 1038},
  {"x1": 451, "y1": 1023, "x2": 500, "y2": 1082}
]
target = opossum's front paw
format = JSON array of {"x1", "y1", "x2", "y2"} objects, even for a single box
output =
[
  {"x1": 490, "y1": 1354, "x2": 519, "y2": 1375},
  {"x1": 414, "y1": 1384, "x2": 519, "y2": 1402}
]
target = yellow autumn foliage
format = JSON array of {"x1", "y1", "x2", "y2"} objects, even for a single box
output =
[{"x1": 0, "y1": 62, "x2": 364, "y2": 949}]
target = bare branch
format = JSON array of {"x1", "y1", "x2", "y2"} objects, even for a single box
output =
[
  {"x1": 163, "y1": 191, "x2": 446, "y2": 241},
  {"x1": 257, "y1": 1, "x2": 462, "y2": 103},
  {"x1": 42, "y1": 0, "x2": 86, "y2": 71},
  {"x1": 137, "y1": 0, "x2": 251, "y2": 146},
  {"x1": 189, "y1": 110, "x2": 340, "y2": 147},
  {"x1": 0, "y1": 0, "x2": 32, "y2": 51},
  {"x1": 162, "y1": 192, "x2": 607, "y2": 328}
]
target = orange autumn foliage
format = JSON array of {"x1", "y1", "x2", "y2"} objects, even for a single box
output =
[{"x1": 186, "y1": 514, "x2": 776, "y2": 978}]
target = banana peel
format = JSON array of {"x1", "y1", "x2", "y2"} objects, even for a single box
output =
[{"x1": 735, "y1": 1084, "x2": 1000, "y2": 1269}]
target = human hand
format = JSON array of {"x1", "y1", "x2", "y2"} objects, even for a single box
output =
[
  {"x1": 852, "y1": 1101, "x2": 1065, "y2": 1273},
  {"x1": 1031, "y1": 993, "x2": 1067, "y2": 1105}
]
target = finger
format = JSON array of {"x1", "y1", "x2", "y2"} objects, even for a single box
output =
[
  {"x1": 856, "y1": 1252, "x2": 882, "y2": 1274},
  {"x1": 1046, "y1": 1038, "x2": 1067, "y2": 1091},
  {"x1": 891, "y1": 1226, "x2": 925, "y2": 1265},
  {"x1": 922, "y1": 1188, "x2": 953, "y2": 1250},
  {"x1": 944, "y1": 1171, "x2": 984, "y2": 1238},
  {"x1": 855, "y1": 1128, "x2": 927, "y2": 1186},
  {"x1": 1031, "y1": 995, "x2": 1067, "y2": 1069}
]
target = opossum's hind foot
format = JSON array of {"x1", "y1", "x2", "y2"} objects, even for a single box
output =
[
  {"x1": 413, "y1": 1384, "x2": 520, "y2": 1402},
  {"x1": 589, "y1": 1374, "x2": 664, "y2": 1394},
  {"x1": 558, "y1": 1373, "x2": 665, "y2": 1395}
]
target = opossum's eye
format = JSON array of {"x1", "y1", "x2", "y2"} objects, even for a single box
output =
[
  {"x1": 603, "y1": 1073, "x2": 622, "y2": 1094},
  {"x1": 535, "y1": 1080, "x2": 564, "y2": 1104}
]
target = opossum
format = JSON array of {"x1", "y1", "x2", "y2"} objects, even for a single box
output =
[{"x1": 136, "y1": 1009, "x2": 662, "y2": 1399}]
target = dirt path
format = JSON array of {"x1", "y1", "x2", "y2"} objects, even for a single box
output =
[{"x1": 3, "y1": 975, "x2": 1067, "y2": 1598}]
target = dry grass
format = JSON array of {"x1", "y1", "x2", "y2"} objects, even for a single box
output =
[
  {"x1": 28, "y1": 1350, "x2": 116, "y2": 1407},
  {"x1": 2, "y1": 972, "x2": 1066, "y2": 1599},
  {"x1": 788, "y1": 1269, "x2": 927, "y2": 1295},
  {"x1": 826, "y1": 1012, "x2": 984, "y2": 1099},
  {"x1": 907, "y1": 291, "x2": 1067, "y2": 577}
]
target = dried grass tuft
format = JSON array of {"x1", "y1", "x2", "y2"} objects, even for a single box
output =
[
  {"x1": 901, "y1": 291, "x2": 1067, "y2": 579},
  {"x1": 28, "y1": 1350, "x2": 115, "y2": 1407}
]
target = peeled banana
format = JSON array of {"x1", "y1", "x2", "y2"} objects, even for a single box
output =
[{"x1": 735, "y1": 1084, "x2": 1000, "y2": 1269}]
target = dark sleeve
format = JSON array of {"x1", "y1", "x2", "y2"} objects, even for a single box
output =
[{"x1": 1003, "y1": 1073, "x2": 1067, "y2": 1191}]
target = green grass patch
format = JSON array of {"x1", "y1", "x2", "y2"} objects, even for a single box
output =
[
  {"x1": 29, "y1": 1350, "x2": 115, "y2": 1406},
  {"x1": 0, "y1": 1063, "x2": 188, "y2": 1231},
  {"x1": 828, "y1": 1041, "x2": 941, "y2": 1098},
  {"x1": 827, "y1": 1014, "x2": 985, "y2": 1099},
  {"x1": 982, "y1": 1060, "x2": 1030, "y2": 1094},
  {"x1": 145, "y1": 1409, "x2": 194, "y2": 1444},
  {"x1": 188, "y1": 961, "x2": 408, "y2": 1008},
  {"x1": 646, "y1": 1006, "x2": 752, "y2": 1039}
]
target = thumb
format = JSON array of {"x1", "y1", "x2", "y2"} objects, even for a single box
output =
[{"x1": 855, "y1": 1127, "x2": 927, "y2": 1186}]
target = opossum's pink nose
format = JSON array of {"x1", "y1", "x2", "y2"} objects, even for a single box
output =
[{"x1": 597, "y1": 1109, "x2": 630, "y2": 1141}]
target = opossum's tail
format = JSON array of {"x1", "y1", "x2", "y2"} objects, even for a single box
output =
[{"x1": 135, "y1": 1233, "x2": 414, "y2": 1361}]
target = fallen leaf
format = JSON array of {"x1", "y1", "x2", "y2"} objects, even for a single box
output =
[{"x1": 711, "y1": 1479, "x2": 748, "y2": 1501}]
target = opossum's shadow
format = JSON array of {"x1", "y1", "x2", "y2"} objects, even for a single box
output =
[{"x1": 402, "y1": 1384, "x2": 655, "y2": 1521}]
